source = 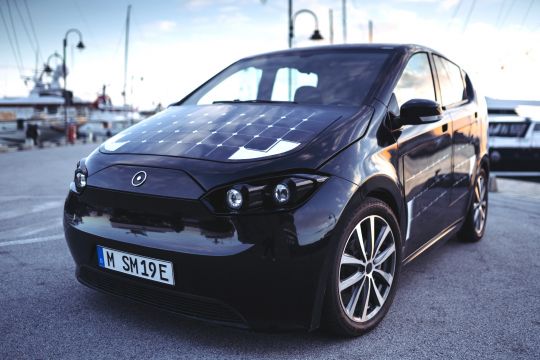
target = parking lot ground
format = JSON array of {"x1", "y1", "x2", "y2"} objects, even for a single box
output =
[{"x1": 1, "y1": 144, "x2": 539, "y2": 359}]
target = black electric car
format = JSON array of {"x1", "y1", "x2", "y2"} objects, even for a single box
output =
[{"x1": 64, "y1": 44, "x2": 489, "y2": 336}]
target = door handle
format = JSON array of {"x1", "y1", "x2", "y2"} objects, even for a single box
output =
[{"x1": 442, "y1": 123, "x2": 448, "y2": 132}]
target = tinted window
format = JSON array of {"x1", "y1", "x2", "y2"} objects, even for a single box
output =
[
  {"x1": 434, "y1": 55, "x2": 466, "y2": 107},
  {"x1": 183, "y1": 51, "x2": 390, "y2": 107},
  {"x1": 271, "y1": 68, "x2": 318, "y2": 102},
  {"x1": 394, "y1": 53, "x2": 435, "y2": 107},
  {"x1": 462, "y1": 70, "x2": 476, "y2": 102},
  {"x1": 198, "y1": 67, "x2": 262, "y2": 104}
]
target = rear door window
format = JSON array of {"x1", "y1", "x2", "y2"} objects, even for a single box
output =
[{"x1": 433, "y1": 55, "x2": 466, "y2": 107}]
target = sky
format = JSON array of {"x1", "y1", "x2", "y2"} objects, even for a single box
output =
[{"x1": 0, "y1": 0, "x2": 539, "y2": 109}]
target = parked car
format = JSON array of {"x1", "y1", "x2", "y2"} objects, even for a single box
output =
[
  {"x1": 486, "y1": 98, "x2": 540, "y2": 174},
  {"x1": 64, "y1": 44, "x2": 489, "y2": 336}
]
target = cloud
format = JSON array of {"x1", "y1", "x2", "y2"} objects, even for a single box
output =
[
  {"x1": 395, "y1": 0, "x2": 441, "y2": 2},
  {"x1": 157, "y1": 20, "x2": 177, "y2": 32},
  {"x1": 439, "y1": 0, "x2": 459, "y2": 10},
  {"x1": 183, "y1": 0, "x2": 254, "y2": 11}
]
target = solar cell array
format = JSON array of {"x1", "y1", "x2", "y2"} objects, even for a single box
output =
[{"x1": 101, "y1": 104, "x2": 344, "y2": 161}]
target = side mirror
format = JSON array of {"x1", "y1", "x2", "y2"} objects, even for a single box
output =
[{"x1": 399, "y1": 99, "x2": 443, "y2": 126}]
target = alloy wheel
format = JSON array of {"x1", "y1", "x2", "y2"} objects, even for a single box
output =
[
  {"x1": 338, "y1": 215, "x2": 396, "y2": 322},
  {"x1": 473, "y1": 174, "x2": 487, "y2": 235}
]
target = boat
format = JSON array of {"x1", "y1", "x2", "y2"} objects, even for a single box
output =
[
  {"x1": 77, "y1": 85, "x2": 141, "y2": 141},
  {"x1": 0, "y1": 5, "x2": 144, "y2": 148},
  {"x1": 0, "y1": 62, "x2": 91, "y2": 146}
]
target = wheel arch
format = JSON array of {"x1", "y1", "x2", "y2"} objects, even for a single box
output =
[
  {"x1": 463, "y1": 153, "x2": 490, "y2": 218},
  {"x1": 480, "y1": 154, "x2": 490, "y2": 175},
  {"x1": 352, "y1": 175, "x2": 406, "y2": 240}
]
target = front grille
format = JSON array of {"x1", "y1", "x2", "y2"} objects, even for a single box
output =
[
  {"x1": 488, "y1": 122, "x2": 530, "y2": 137},
  {"x1": 487, "y1": 109, "x2": 517, "y2": 115},
  {"x1": 78, "y1": 266, "x2": 247, "y2": 327}
]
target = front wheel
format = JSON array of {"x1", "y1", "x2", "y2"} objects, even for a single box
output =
[
  {"x1": 458, "y1": 168, "x2": 488, "y2": 242},
  {"x1": 323, "y1": 198, "x2": 402, "y2": 336}
]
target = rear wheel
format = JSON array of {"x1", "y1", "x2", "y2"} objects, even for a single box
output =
[
  {"x1": 459, "y1": 168, "x2": 488, "y2": 242},
  {"x1": 324, "y1": 198, "x2": 402, "y2": 336}
]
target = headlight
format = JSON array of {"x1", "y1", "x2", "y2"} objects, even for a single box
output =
[
  {"x1": 75, "y1": 171, "x2": 87, "y2": 189},
  {"x1": 205, "y1": 174, "x2": 328, "y2": 214},
  {"x1": 73, "y1": 158, "x2": 88, "y2": 193},
  {"x1": 226, "y1": 188, "x2": 243, "y2": 210},
  {"x1": 273, "y1": 183, "x2": 290, "y2": 205}
]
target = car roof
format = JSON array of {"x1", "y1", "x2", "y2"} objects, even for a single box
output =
[{"x1": 241, "y1": 43, "x2": 442, "y2": 59}]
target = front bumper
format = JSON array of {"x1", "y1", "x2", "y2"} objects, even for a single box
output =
[
  {"x1": 63, "y1": 176, "x2": 357, "y2": 330},
  {"x1": 489, "y1": 147, "x2": 540, "y2": 172}
]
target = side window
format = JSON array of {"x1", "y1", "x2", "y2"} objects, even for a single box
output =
[
  {"x1": 462, "y1": 70, "x2": 475, "y2": 101},
  {"x1": 271, "y1": 68, "x2": 318, "y2": 102},
  {"x1": 197, "y1": 67, "x2": 262, "y2": 105},
  {"x1": 394, "y1": 53, "x2": 436, "y2": 108},
  {"x1": 434, "y1": 55, "x2": 466, "y2": 107}
]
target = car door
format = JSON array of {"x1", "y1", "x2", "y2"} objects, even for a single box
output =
[
  {"x1": 394, "y1": 52, "x2": 453, "y2": 257},
  {"x1": 432, "y1": 56, "x2": 477, "y2": 222}
]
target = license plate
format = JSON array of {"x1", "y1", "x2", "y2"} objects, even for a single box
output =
[{"x1": 97, "y1": 246, "x2": 175, "y2": 285}]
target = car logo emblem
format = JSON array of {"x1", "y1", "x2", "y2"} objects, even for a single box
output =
[{"x1": 131, "y1": 171, "x2": 147, "y2": 187}]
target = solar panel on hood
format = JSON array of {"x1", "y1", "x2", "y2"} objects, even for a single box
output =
[{"x1": 101, "y1": 104, "x2": 351, "y2": 161}]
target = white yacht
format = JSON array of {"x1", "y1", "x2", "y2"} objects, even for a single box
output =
[
  {"x1": 0, "y1": 63, "x2": 90, "y2": 146},
  {"x1": 0, "y1": 66, "x2": 141, "y2": 146},
  {"x1": 77, "y1": 86, "x2": 141, "y2": 141}
]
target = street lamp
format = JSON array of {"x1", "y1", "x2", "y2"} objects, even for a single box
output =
[
  {"x1": 62, "y1": 28, "x2": 85, "y2": 143},
  {"x1": 43, "y1": 52, "x2": 63, "y2": 75},
  {"x1": 62, "y1": 29, "x2": 85, "y2": 95},
  {"x1": 286, "y1": 3, "x2": 323, "y2": 100},
  {"x1": 288, "y1": 3, "x2": 324, "y2": 48}
]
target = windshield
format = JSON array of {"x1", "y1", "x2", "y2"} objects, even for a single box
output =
[{"x1": 181, "y1": 50, "x2": 390, "y2": 107}]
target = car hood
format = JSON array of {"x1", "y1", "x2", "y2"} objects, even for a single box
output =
[{"x1": 100, "y1": 104, "x2": 358, "y2": 162}]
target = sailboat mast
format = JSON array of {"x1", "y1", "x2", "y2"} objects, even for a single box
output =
[{"x1": 122, "y1": 4, "x2": 131, "y2": 108}]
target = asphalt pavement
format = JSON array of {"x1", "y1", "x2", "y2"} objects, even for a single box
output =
[{"x1": 1, "y1": 144, "x2": 539, "y2": 359}]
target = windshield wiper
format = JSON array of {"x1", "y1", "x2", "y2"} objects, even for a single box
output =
[{"x1": 213, "y1": 99, "x2": 297, "y2": 104}]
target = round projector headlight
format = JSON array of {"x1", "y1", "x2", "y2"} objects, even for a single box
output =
[
  {"x1": 75, "y1": 171, "x2": 87, "y2": 189},
  {"x1": 273, "y1": 183, "x2": 290, "y2": 205},
  {"x1": 226, "y1": 188, "x2": 243, "y2": 210}
]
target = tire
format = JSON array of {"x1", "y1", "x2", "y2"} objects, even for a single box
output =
[
  {"x1": 458, "y1": 168, "x2": 488, "y2": 242},
  {"x1": 323, "y1": 197, "x2": 402, "y2": 337}
]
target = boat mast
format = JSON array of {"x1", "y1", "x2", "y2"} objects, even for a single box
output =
[{"x1": 122, "y1": 5, "x2": 131, "y2": 109}]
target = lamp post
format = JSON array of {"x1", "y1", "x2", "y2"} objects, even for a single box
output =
[
  {"x1": 43, "y1": 52, "x2": 63, "y2": 75},
  {"x1": 288, "y1": 1, "x2": 324, "y2": 48},
  {"x1": 62, "y1": 28, "x2": 85, "y2": 143},
  {"x1": 287, "y1": 2, "x2": 324, "y2": 100}
]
